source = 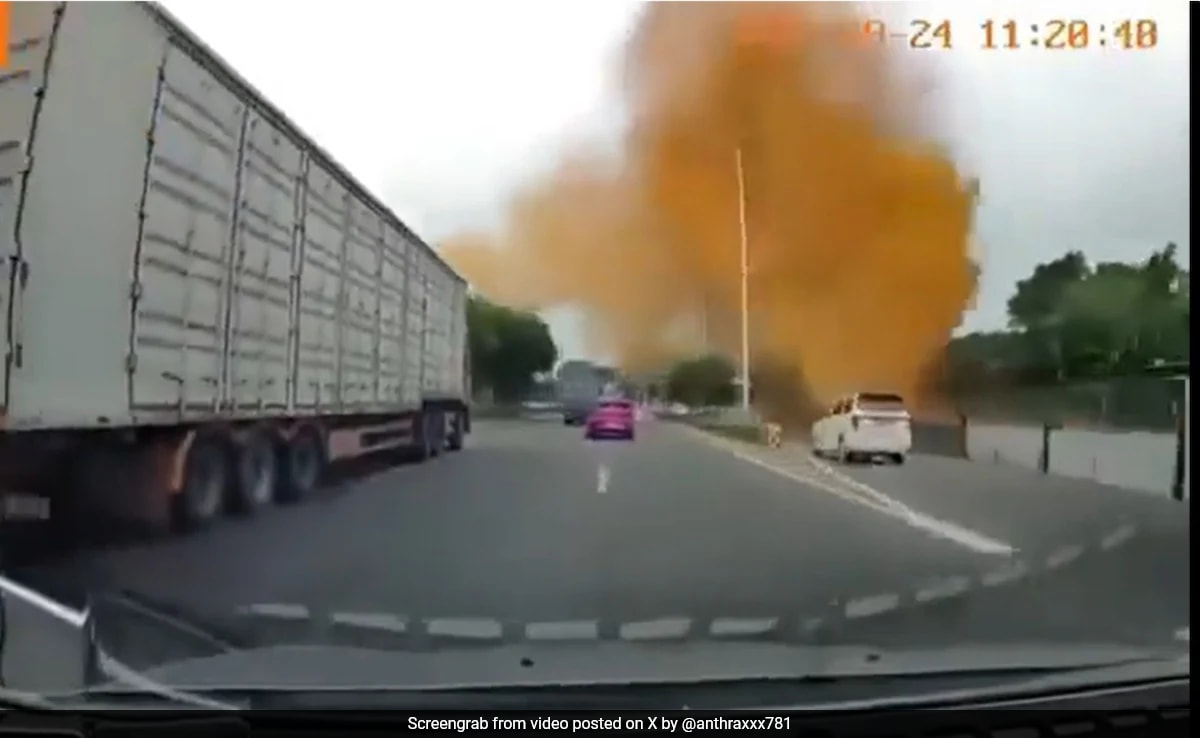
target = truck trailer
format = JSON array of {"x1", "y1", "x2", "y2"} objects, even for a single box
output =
[
  {"x1": 0, "y1": 2, "x2": 471, "y2": 537},
  {"x1": 557, "y1": 361, "x2": 604, "y2": 426}
]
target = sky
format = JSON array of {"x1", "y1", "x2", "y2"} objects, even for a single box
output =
[{"x1": 161, "y1": 0, "x2": 1189, "y2": 364}]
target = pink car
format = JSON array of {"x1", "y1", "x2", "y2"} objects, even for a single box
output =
[{"x1": 584, "y1": 399, "x2": 636, "y2": 441}]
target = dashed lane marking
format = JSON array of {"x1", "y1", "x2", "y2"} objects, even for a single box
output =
[
  {"x1": 844, "y1": 593, "x2": 900, "y2": 619},
  {"x1": 710, "y1": 617, "x2": 778, "y2": 637},
  {"x1": 597, "y1": 464, "x2": 610, "y2": 494},
  {"x1": 331, "y1": 611, "x2": 407, "y2": 633},
  {"x1": 980, "y1": 561, "x2": 1029, "y2": 587},
  {"x1": 425, "y1": 618, "x2": 503, "y2": 640},
  {"x1": 914, "y1": 575, "x2": 971, "y2": 603},
  {"x1": 1099, "y1": 523, "x2": 1136, "y2": 550},
  {"x1": 1045, "y1": 544, "x2": 1084, "y2": 570},
  {"x1": 619, "y1": 617, "x2": 691, "y2": 640},
  {"x1": 237, "y1": 603, "x2": 310, "y2": 619}
]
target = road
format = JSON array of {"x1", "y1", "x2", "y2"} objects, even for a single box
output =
[{"x1": 1, "y1": 416, "x2": 1189, "y2": 692}]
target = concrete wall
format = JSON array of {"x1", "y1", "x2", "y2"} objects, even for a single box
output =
[
  {"x1": 965, "y1": 422, "x2": 1184, "y2": 499},
  {"x1": 674, "y1": 402, "x2": 1186, "y2": 501},
  {"x1": 965, "y1": 422, "x2": 1044, "y2": 470},
  {"x1": 910, "y1": 421, "x2": 966, "y2": 458}
]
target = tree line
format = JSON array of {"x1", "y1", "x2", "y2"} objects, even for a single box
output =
[
  {"x1": 656, "y1": 244, "x2": 1189, "y2": 408},
  {"x1": 943, "y1": 243, "x2": 1188, "y2": 394},
  {"x1": 466, "y1": 244, "x2": 1188, "y2": 409}
]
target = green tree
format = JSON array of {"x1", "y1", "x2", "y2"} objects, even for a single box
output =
[
  {"x1": 467, "y1": 295, "x2": 558, "y2": 403},
  {"x1": 1059, "y1": 264, "x2": 1145, "y2": 376},
  {"x1": 1133, "y1": 243, "x2": 1189, "y2": 364},
  {"x1": 949, "y1": 243, "x2": 1189, "y2": 386},
  {"x1": 665, "y1": 354, "x2": 736, "y2": 406},
  {"x1": 1006, "y1": 250, "x2": 1089, "y2": 331}
]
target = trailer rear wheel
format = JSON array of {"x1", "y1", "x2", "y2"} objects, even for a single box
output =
[
  {"x1": 278, "y1": 427, "x2": 324, "y2": 504},
  {"x1": 229, "y1": 428, "x2": 278, "y2": 515},
  {"x1": 175, "y1": 432, "x2": 229, "y2": 531}
]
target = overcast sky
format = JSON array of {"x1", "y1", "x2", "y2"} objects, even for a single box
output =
[{"x1": 162, "y1": 0, "x2": 1189, "y2": 362}]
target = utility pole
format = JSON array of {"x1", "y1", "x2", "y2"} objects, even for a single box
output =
[{"x1": 736, "y1": 146, "x2": 751, "y2": 410}]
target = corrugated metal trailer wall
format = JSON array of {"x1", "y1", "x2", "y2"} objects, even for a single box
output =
[
  {"x1": 3, "y1": 2, "x2": 466, "y2": 429},
  {"x1": 132, "y1": 5, "x2": 466, "y2": 421}
]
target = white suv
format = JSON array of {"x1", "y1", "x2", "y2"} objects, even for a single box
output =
[{"x1": 811, "y1": 392, "x2": 912, "y2": 465}]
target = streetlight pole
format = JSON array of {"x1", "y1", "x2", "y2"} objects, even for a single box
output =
[{"x1": 735, "y1": 146, "x2": 751, "y2": 411}]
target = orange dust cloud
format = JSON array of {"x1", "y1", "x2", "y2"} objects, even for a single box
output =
[{"x1": 442, "y1": 2, "x2": 978, "y2": 414}]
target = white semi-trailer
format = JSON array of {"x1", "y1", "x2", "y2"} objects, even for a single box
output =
[{"x1": 0, "y1": 2, "x2": 471, "y2": 536}]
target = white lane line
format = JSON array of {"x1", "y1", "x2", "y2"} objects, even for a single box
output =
[
  {"x1": 526, "y1": 620, "x2": 599, "y2": 640},
  {"x1": 0, "y1": 576, "x2": 88, "y2": 627},
  {"x1": 620, "y1": 617, "x2": 691, "y2": 640},
  {"x1": 1045, "y1": 544, "x2": 1084, "y2": 570},
  {"x1": 719, "y1": 441, "x2": 1014, "y2": 556},
  {"x1": 709, "y1": 617, "x2": 778, "y2": 637},
  {"x1": 1099, "y1": 523, "x2": 1136, "y2": 550},
  {"x1": 980, "y1": 561, "x2": 1029, "y2": 587},
  {"x1": 597, "y1": 464, "x2": 610, "y2": 494},
  {"x1": 1175, "y1": 627, "x2": 1189, "y2": 643},
  {"x1": 805, "y1": 452, "x2": 1016, "y2": 557},
  {"x1": 237, "y1": 603, "x2": 310, "y2": 619},
  {"x1": 844, "y1": 593, "x2": 900, "y2": 618},
  {"x1": 807, "y1": 454, "x2": 913, "y2": 514},
  {"x1": 426, "y1": 618, "x2": 503, "y2": 639},
  {"x1": 914, "y1": 576, "x2": 971, "y2": 603},
  {"x1": 331, "y1": 612, "x2": 407, "y2": 633}
]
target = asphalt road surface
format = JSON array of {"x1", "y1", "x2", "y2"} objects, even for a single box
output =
[{"x1": 1, "y1": 416, "x2": 1189, "y2": 692}]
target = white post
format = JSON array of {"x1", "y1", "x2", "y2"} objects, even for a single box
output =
[{"x1": 735, "y1": 147, "x2": 751, "y2": 411}]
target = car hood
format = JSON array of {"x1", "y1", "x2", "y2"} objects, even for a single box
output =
[
  {"x1": 120, "y1": 639, "x2": 1187, "y2": 695},
  {"x1": 5, "y1": 588, "x2": 1188, "y2": 707},
  {"x1": 77, "y1": 594, "x2": 1190, "y2": 696}
]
